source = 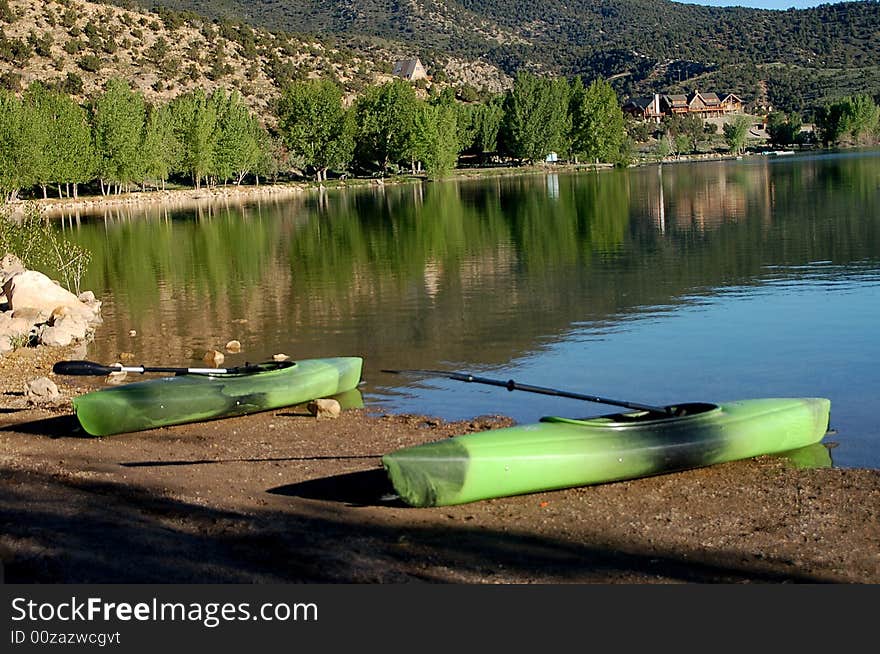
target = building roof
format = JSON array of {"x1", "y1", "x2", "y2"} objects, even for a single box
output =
[
  {"x1": 392, "y1": 58, "x2": 426, "y2": 79},
  {"x1": 624, "y1": 97, "x2": 654, "y2": 110}
]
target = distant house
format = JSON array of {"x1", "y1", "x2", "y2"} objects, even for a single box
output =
[
  {"x1": 392, "y1": 58, "x2": 428, "y2": 81},
  {"x1": 622, "y1": 94, "x2": 665, "y2": 123},
  {"x1": 663, "y1": 94, "x2": 690, "y2": 115},
  {"x1": 624, "y1": 90, "x2": 744, "y2": 121},
  {"x1": 687, "y1": 91, "x2": 725, "y2": 117},
  {"x1": 721, "y1": 93, "x2": 743, "y2": 114}
]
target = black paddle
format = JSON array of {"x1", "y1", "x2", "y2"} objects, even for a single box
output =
[
  {"x1": 53, "y1": 360, "x2": 294, "y2": 377},
  {"x1": 382, "y1": 368, "x2": 674, "y2": 416}
]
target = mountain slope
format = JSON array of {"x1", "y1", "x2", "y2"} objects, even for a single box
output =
[
  {"x1": 2, "y1": 0, "x2": 878, "y2": 115},
  {"x1": 114, "y1": 0, "x2": 880, "y2": 71},
  {"x1": 100, "y1": 0, "x2": 880, "y2": 109}
]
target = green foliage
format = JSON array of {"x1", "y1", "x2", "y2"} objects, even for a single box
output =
[
  {"x1": 0, "y1": 88, "x2": 51, "y2": 200},
  {"x1": 91, "y1": 78, "x2": 145, "y2": 188},
  {"x1": 77, "y1": 53, "x2": 102, "y2": 72},
  {"x1": 0, "y1": 203, "x2": 92, "y2": 293},
  {"x1": 469, "y1": 94, "x2": 505, "y2": 156},
  {"x1": 277, "y1": 79, "x2": 354, "y2": 180},
  {"x1": 210, "y1": 89, "x2": 267, "y2": 184},
  {"x1": 815, "y1": 94, "x2": 880, "y2": 146},
  {"x1": 140, "y1": 103, "x2": 177, "y2": 186},
  {"x1": 723, "y1": 115, "x2": 751, "y2": 154},
  {"x1": 663, "y1": 114, "x2": 705, "y2": 153},
  {"x1": 571, "y1": 78, "x2": 626, "y2": 163},
  {"x1": 413, "y1": 102, "x2": 459, "y2": 179},
  {"x1": 500, "y1": 72, "x2": 569, "y2": 162},
  {"x1": 353, "y1": 80, "x2": 419, "y2": 175},
  {"x1": 168, "y1": 88, "x2": 217, "y2": 188},
  {"x1": 767, "y1": 111, "x2": 802, "y2": 147}
]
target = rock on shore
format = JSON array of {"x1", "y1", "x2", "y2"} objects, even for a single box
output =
[{"x1": 0, "y1": 254, "x2": 101, "y2": 354}]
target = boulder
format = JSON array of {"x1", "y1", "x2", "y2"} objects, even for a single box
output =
[
  {"x1": 3, "y1": 270, "x2": 99, "y2": 323},
  {"x1": 203, "y1": 349, "x2": 225, "y2": 367},
  {"x1": 25, "y1": 377, "x2": 61, "y2": 405},
  {"x1": 0, "y1": 253, "x2": 25, "y2": 285},
  {"x1": 307, "y1": 398, "x2": 341, "y2": 419}
]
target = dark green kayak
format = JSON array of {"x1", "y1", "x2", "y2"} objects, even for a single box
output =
[
  {"x1": 72, "y1": 357, "x2": 363, "y2": 436},
  {"x1": 382, "y1": 397, "x2": 831, "y2": 507}
]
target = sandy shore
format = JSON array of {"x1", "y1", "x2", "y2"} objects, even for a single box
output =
[{"x1": 1, "y1": 346, "x2": 878, "y2": 584}]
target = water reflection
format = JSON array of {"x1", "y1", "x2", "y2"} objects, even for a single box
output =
[{"x1": 60, "y1": 150, "x2": 880, "y2": 468}]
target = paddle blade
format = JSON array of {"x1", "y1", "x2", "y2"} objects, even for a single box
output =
[{"x1": 53, "y1": 360, "x2": 121, "y2": 376}]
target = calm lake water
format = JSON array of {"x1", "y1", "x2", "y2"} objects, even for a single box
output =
[{"x1": 63, "y1": 150, "x2": 880, "y2": 468}]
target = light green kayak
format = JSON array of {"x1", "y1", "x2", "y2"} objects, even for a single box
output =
[
  {"x1": 71, "y1": 357, "x2": 363, "y2": 436},
  {"x1": 382, "y1": 398, "x2": 831, "y2": 507}
]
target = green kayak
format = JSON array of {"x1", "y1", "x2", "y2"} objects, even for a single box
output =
[
  {"x1": 71, "y1": 357, "x2": 363, "y2": 436},
  {"x1": 382, "y1": 397, "x2": 831, "y2": 507}
]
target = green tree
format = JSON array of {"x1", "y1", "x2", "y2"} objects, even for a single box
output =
[
  {"x1": 91, "y1": 78, "x2": 146, "y2": 194},
  {"x1": 767, "y1": 110, "x2": 802, "y2": 147},
  {"x1": 665, "y1": 114, "x2": 705, "y2": 153},
  {"x1": 277, "y1": 79, "x2": 354, "y2": 182},
  {"x1": 470, "y1": 94, "x2": 504, "y2": 159},
  {"x1": 25, "y1": 83, "x2": 94, "y2": 198},
  {"x1": 413, "y1": 101, "x2": 459, "y2": 179},
  {"x1": 210, "y1": 89, "x2": 266, "y2": 185},
  {"x1": 169, "y1": 89, "x2": 218, "y2": 188},
  {"x1": 571, "y1": 78, "x2": 626, "y2": 164},
  {"x1": 500, "y1": 72, "x2": 569, "y2": 163},
  {"x1": 722, "y1": 115, "x2": 751, "y2": 154},
  {"x1": 354, "y1": 80, "x2": 419, "y2": 175},
  {"x1": 18, "y1": 83, "x2": 53, "y2": 197},
  {"x1": 140, "y1": 103, "x2": 177, "y2": 190},
  {"x1": 840, "y1": 95, "x2": 880, "y2": 144},
  {"x1": 0, "y1": 91, "x2": 35, "y2": 201},
  {"x1": 51, "y1": 91, "x2": 93, "y2": 199}
]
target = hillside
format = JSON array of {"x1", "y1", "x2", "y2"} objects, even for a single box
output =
[
  {"x1": 1, "y1": 0, "x2": 879, "y2": 116},
  {"x1": 108, "y1": 0, "x2": 880, "y2": 110},
  {"x1": 0, "y1": 0, "x2": 511, "y2": 119}
]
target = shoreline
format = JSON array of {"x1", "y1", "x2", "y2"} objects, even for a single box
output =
[
  {"x1": 3, "y1": 151, "x2": 754, "y2": 220},
  {"x1": 1, "y1": 346, "x2": 879, "y2": 583}
]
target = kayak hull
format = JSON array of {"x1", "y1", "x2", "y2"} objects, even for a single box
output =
[
  {"x1": 382, "y1": 398, "x2": 831, "y2": 507},
  {"x1": 72, "y1": 357, "x2": 363, "y2": 436}
]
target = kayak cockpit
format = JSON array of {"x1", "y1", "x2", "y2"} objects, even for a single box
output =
[{"x1": 541, "y1": 402, "x2": 720, "y2": 427}]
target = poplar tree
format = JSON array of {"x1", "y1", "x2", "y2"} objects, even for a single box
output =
[
  {"x1": 723, "y1": 115, "x2": 751, "y2": 154},
  {"x1": 354, "y1": 79, "x2": 419, "y2": 175},
  {"x1": 470, "y1": 94, "x2": 504, "y2": 159},
  {"x1": 413, "y1": 101, "x2": 459, "y2": 179},
  {"x1": 169, "y1": 89, "x2": 218, "y2": 188},
  {"x1": 50, "y1": 91, "x2": 94, "y2": 198},
  {"x1": 499, "y1": 72, "x2": 570, "y2": 163},
  {"x1": 140, "y1": 103, "x2": 177, "y2": 190},
  {"x1": 20, "y1": 83, "x2": 53, "y2": 198},
  {"x1": 0, "y1": 91, "x2": 29, "y2": 201},
  {"x1": 211, "y1": 89, "x2": 265, "y2": 185},
  {"x1": 278, "y1": 79, "x2": 354, "y2": 182},
  {"x1": 571, "y1": 78, "x2": 626, "y2": 164},
  {"x1": 91, "y1": 78, "x2": 146, "y2": 194}
]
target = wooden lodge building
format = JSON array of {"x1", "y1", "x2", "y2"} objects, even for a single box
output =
[{"x1": 623, "y1": 91, "x2": 743, "y2": 122}]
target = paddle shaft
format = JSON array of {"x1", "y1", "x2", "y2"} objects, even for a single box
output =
[
  {"x1": 383, "y1": 369, "x2": 672, "y2": 415},
  {"x1": 53, "y1": 360, "x2": 292, "y2": 377}
]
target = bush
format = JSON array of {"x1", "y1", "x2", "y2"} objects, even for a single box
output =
[{"x1": 0, "y1": 204, "x2": 91, "y2": 294}]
